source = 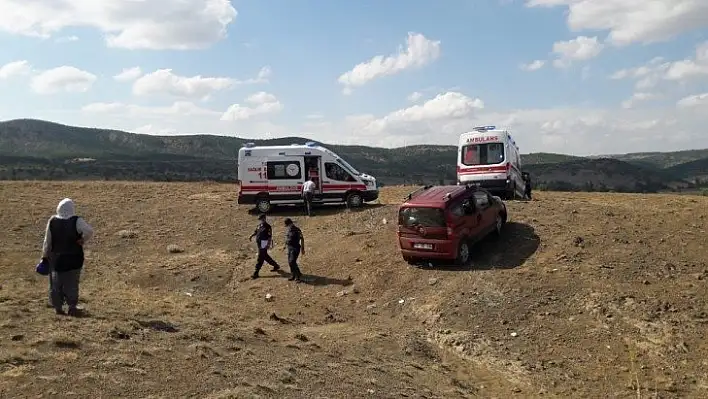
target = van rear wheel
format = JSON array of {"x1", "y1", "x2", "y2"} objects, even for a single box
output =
[
  {"x1": 403, "y1": 255, "x2": 417, "y2": 265},
  {"x1": 455, "y1": 240, "x2": 471, "y2": 266}
]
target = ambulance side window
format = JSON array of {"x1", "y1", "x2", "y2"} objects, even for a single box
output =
[
  {"x1": 267, "y1": 161, "x2": 302, "y2": 180},
  {"x1": 325, "y1": 162, "x2": 355, "y2": 182}
]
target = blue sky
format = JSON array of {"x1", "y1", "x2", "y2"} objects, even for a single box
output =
[{"x1": 0, "y1": 0, "x2": 707, "y2": 155}]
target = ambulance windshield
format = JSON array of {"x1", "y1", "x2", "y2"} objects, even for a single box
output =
[
  {"x1": 336, "y1": 158, "x2": 361, "y2": 176},
  {"x1": 461, "y1": 142, "x2": 505, "y2": 166}
]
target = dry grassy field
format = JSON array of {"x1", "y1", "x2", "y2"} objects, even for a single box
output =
[{"x1": 2, "y1": 181, "x2": 708, "y2": 398}]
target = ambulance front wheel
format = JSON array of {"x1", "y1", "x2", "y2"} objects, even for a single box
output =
[
  {"x1": 346, "y1": 192, "x2": 363, "y2": 208},
  {"x1": 256, "y1": 197, "x2": 271, "y2": 213}
]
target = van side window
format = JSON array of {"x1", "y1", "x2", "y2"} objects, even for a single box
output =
[
  {"x1": 267, "y1": 161, "x2": 302, "y2": 180},
  {"x1": 325, "y1": 162, "x2": 355, "y2": 182}
]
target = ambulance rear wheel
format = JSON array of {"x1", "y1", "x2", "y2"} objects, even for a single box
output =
[
  {"x1": 256, "y1": 198, "x2": 271, "y2": 213},
  {"x1": 346, "y1": 192, "x2": 363, "y2": 208}
]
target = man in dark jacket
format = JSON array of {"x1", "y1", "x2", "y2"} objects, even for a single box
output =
[
  {"x1": 283, "y1": 218, "x2": 305, "y2": 282},
  {"x1": 41, "y1": 198, "x2": 94, "y2": 316},
  {"x1": 249, "y1": 214, "x2": 281, "y2": 279},
  {"x1": 522, "y1": 172, "x2": 533, "y2": 200}
]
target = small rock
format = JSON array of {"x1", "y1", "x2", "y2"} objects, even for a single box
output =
[
  {"x1": 265, "y1": 293, "x2": 273, "y2": 301},
  {"x1": 398, "y1": 299, "x2": 405, "y2": 304},
  {"x1": 381, "y1": 218, "x2": 387, "y2": 225},
  {"x1": 117, "y1": 229, "x2": 138, "y2": 239},
  {"x1": 510, "y1": 332, "x2": 518, "y2": 337},
  {"x1": 336, "y1": 290, "x2": 347, "y2": 297},
  {"x1": 428, "y1": 278, "x2": 438, "y2": 285},
  {"x1": 366, "y1": 304, "x2": 377, "y2": 310},
  {"x1": 10, "y1": 334, "x2": 24, "y2": 341},
  {"x1": 294, "y1": 333, "x2": 308, "y2": 342},
  {"x1": 167, "y1": 244, "x2": 184, "y2": 254}
]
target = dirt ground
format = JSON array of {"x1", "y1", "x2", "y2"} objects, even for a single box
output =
[{"x1": 1, "y1": 181, "x2": 708, "y2": 398}]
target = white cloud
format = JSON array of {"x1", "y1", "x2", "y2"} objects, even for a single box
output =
[
  {"x1": 133, "y1": 124, "x2": 178, "y2": 135},
  {"x1": 220, "y1": 92, "x2": 283, "y2": 121},
  {"x1": 113, "y1": 67, "x2": 143, "y2": 82},
  {"x1": 520, "y1": 60, "x2": 545, "y2": 71},
  {"x1": 338, "y1": 32, "x2": 441, "y2": 93},
  {"x1": 677, "y1": 93, "x2": 708, "y2": 108},
  {"x1": 0, "y1": 60, "x2": 31, "y2": 79},
  {"x1": 81, "y1": 101, "x2": 220, "y2": 118},
  {"x1": 551, "y1": 36, "x2": 604, "y2": 68},
  {"x1": 30, "y1": 66, "x2": 96, "y2": 94},
  {"x1": 610, "y1": 42, "x2": 708, "y2": 92},
  {"x1": 526, "y1": 0, "x2": 708, "y2": 47},
  {"x1": 621, "y1": 92, "x2": 659, "y2": 109},
  {"x1": 407, "y1": 91, "x2": 423, "y2": 102},
  {"x1": 55, "y1": 35, "x2": 78, "y2": 43},
  {"x1": 334, "y1": 92, "x2": 484, "y2": 141},
  {"x1": 0, "y1": 0, "x2": 237, "y2": 50},
  {"x1": 131, "y1": 66, "x2": 270, "y2": 100}
]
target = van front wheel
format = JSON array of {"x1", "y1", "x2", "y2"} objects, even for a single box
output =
[{"x1": 346, "y1": 192, "x2": 363, "y2": 208}]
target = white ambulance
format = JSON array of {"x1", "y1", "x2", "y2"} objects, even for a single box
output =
[
  {"x1": 237, "y1": 141, "x2": 379, "y2": 213},
  {"x1": 456, "y1": 125, "x2": 525, "y2": 200}
]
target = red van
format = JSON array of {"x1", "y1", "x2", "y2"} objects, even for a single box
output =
[{"x1": 397, "y1": 185, "x2": 507, "y2": 265}]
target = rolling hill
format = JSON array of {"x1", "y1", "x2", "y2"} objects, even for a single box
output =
[{"x1": 1, "y1": 118, "x2": 707, "y2": 192}]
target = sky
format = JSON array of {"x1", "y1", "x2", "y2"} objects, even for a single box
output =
[{"x1": 0, "y1": 0, "x2": 707, "y2": 156}]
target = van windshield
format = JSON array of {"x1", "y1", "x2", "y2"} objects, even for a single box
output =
[
  {"x1": 461, "y1": 143, "x2": 505, "y2": 166},
  {"x1": 336, "y1": 158, "x2": 361, "y2": 176},
  {"x1": 398, "y1": 207, "x2": 446, "y2": 228}
]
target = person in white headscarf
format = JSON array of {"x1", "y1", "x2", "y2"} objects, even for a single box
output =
[{"x1": 41, "y1": 198, "x2": 94, "y2": 316}]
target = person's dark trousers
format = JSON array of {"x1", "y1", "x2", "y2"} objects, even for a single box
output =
[
  {"x1": 287, "y1": 246, "x2": 302, "y2": 281},
  {"x1": 524, "y1": 186, "x2": 532, "y2": 200},
  {"x1": 303, "y1": 191, "x2": 314, "y2": 216},
  {"x1": 254, "y1": 247, "x2": 279, "y2": 277},
  {"x1": 50, "y1": 268, "x2": 81, "y2": 315}
]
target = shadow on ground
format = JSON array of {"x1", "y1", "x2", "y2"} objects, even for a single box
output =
[
  {"x1": 415, "y1": 222, "x2": 540, "y2": 271},
  {"x1": 246, "y1": 203, "x2": 385, "y2": 217},
  {"x1": 299, "y1": 274, "x2": 354, "y2": 287}
]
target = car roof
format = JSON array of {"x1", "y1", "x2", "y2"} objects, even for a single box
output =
[{"x1": 402, "y1": 185, "x2": 483, "y2": 207}]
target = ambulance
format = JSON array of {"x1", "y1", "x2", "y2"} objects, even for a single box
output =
[
  {"x1": 237, "y1": 141, "x2": 379, "y2": 213},
  {"x1": 456, "y1": 125, "x2": 525, "y2": 200}
]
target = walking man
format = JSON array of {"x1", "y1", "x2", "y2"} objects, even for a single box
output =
[
  {"x1": 41, "y1": 198, "x2": 94, "y2": 316},
  {"x1": 302, "y1": 178, "x2": 316, "y2": 216},
  {"x1": 249, "y1": 214, "x2": 281, "y2": 279},
  {"x1": 283, "y1": 218, "x2": 305, "y2": 282},
  {"x1": 522, "y1": 172, "x2": 533, "y2": 200}
]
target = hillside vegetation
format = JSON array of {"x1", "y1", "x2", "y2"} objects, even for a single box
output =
[
  {"x1": 2, "y1": 118, "x2": 708, "y2": 192},
  {"x1": 2, "y1": 182, "x2": 708, "y2": 398}
]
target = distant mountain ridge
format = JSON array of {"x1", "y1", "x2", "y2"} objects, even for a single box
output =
[{"x1": 1, "y1": 118, "x2": 707, "y2": 192}]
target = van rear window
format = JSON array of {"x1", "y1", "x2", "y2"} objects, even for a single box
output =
[
  {"x1": 461, "y1": 143, "x2": 505, "y2": 166},
  {"x1": 398, "y1": 207, "x2": 446, "y2": 228}
]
